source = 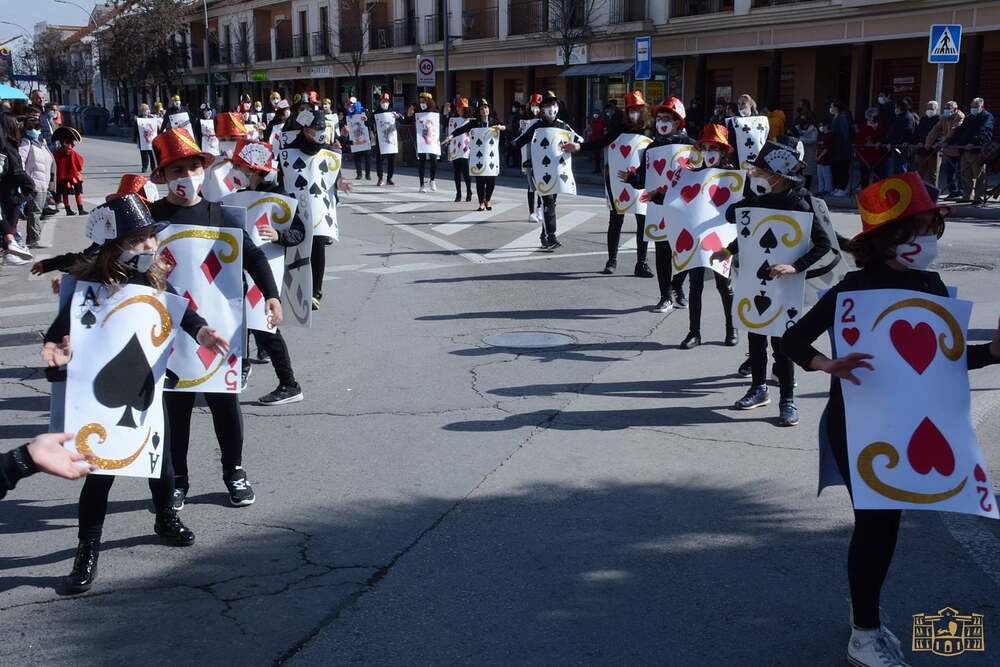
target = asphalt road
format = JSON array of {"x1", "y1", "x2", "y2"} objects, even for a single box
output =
[{"x1": 1, "y1": 136, "x2": 999, "y2": 666}]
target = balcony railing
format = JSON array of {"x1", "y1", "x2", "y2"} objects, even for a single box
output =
[
  {"x1": 232, "y1": 42, "x2": 251, "y2": 66},
  {"x1": 610, "y1": 0, "x2": 646, "y2": 23},
  {"x1": 255, "y1": 39, "x2": 271, "y2": 61},
  {"x1": 216, "y1": 42, "x2": 232, "y2": 64},
  {"x1": 312, "y1": 30, "x2": 332, "y2": 55},
  {"x1": 460, "y1": 7, "x2": 497, "y2": 40},
  {"x1": 395, "y1": 16, "x2": 418, "y2": 46},
  {"x1": 670, "y1": 0, "x2": 733, "y2": 16},
  {"x1": 292, "y1": 34, "x2": 309, "y2": 57},
  {"x1": 424, "y1": 13, "x2": 450, "y2": 43},
  {"x1": 508, "y1": 0, "x2": 547, "y2": 35},
  {"x1": 372, "y1": 24, "x2": 393, "y2": 49},
  {"x1": 275, "y1": 34, "x2": 293, "y2": 59}
]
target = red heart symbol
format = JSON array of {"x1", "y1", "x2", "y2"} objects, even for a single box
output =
[
  {"x1": 841, "y1": 327, "x2": 860, "y2": 346},
  {"x1": 709, "y1": 184, "x2": 730, "y2": 206},
  {"x1": 665, "y1": 169, "x2": 677, "y2": 184},
  {"x1": 610, "y1": 143, "x2": 616, "y2": 150},
  {"x1": 680, "y1": 184, "x2": 701, "y2": 203},
  {"x1": 677, "y1": 157, "x2": 689, "y2": 168},
  {"x1": 974, "y1": 464, "x2": 987, "y2": 483},
  {"x1": 700, "y1": 232, "x2": 722, "y2": 252},
  {"x1": 675, "y1": 228, "x2": 694, "y2": 253},
  {"x1": 652, "y1": 159, "x2": 666, "y2": 175},
  {"x1": 889, "y1": 320, "x2": 937, "y2": 374},
  {"x1": 619, "y1": 144, "x2": 631, "y2": 158},
  {"x1": 907, "y1": 417, "x2": 955, "y2": 476},
  {"x1": 618, "y1": 188, "x2": 630, "y2": 203}
]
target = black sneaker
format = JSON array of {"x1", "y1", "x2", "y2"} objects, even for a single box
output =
[
  {"x1": 679, "y1": 332, "x2": 701, "y2": 350},
  {"x1": 779, "y1": 399, "x2": 800, "y2": 426},
  {"x1": 223, "y1": 467, "x2": 256, "y2": 507},
  {"x1": 258, "y1": 384, "x2": 304, "y2": 406},
  {"x1": 312, "y1": 292, "x2": 322, "y2": 311},
  {"x1": 154, "y1": 510, "x2": 196, "y2": 545},
  {"x1": 672, "y1": 287, "x2": 688, "y2": 309},
  {"x1": 735, "y1": 385, "x2": 770, "y2": 410},
  {"x1": 634, "y1": 261, "x2": 654, "y2": 278},
  {"x1": 602, "y1": 259, "x2": 617, "y2": 274},
  {"x1": 386, "y1": 178, "x2": 395, "y2": 186},
  {"x1": 78, "y1": 207, "x2": 88, "y2": 215},
  {"x1": 241, "y1": 362, "x2": 252, "y2": 391},
  {"x1": 466, "y1": 191, "x2": 472, "y2": 202},
  {"x1": 546, "y1": 240, "x2": 562, "y2": 252},
  {"x1": 651, "y1": 297, "x2": 673, "y2": 313},
  {"x1": 65, "y1": 209, "x2": 76, "y2": 216},
  {"x1": 724, "y1": 328, "x2": 739, "y2": 346},
  {"x1": 172, "y1": 477, "x2": 188, "y2": 510},
  {"x1": 65, "y1": 538, "x2": 100, "y2": 594},
  {"x1": 737, "y1": 357, "x2": 752, "y2": 377}
]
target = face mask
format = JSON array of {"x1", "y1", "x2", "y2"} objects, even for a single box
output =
[
  {"x1": 925, "y1": 109, "x2": 937, "y2": 117},
  {"x1": 819, "y1": 126, "x2": 827, "y2": 133},
  {"x1": 655, "y1": 120, "x2": 674, "y2": 135},
  {"x1": 530, "y1": 105, "x2": 539, "y2": 115},
  {"x1": 26, "y1": 129, "x2": 41, "y2": 140},
  {"x1": 894, "y1": 234, "x2": 938, "y2": 270},
  {"x1": 970, "y1": 106, "x2": 982, "y2": 115},
  {"x1": 542, "y1": 106, "x2": 558, "y2": 120},
  {"x1": 512, "y1": 106, "x2": 518, "y2": 113},
  {"x1": 322, "y1": 104, "x2": 331, "y2": 113},
  {"x1": 628, "y1": 111, "x2": 640, "y2": 122},
  {"x1": 738, "y1": 106, "x2": 751, "y2": 117},
  {"x1": 749, "y1": 175, "x2": 773, "y2": 196},
  {"x1": 380, "y1": 102, "x2": 389, "y2": 110},
  {"x1": 943, "y1": 109, "x2": 954, "y2": 118},
  {"x1": 419, "y1": 103, "x2": 428, "y2": 111},
  {"x1": 878, "y1": 96, "x2": 887, "y2": 104},
  {"x1": 868, "y1": 120, "x2": 878, "y2": 128},
  {"x1": 829, "y1": 107, "x2": 837, "y2": 115},
  {"x1": 168, "y1": 174, "x2": 204, "y2": 202},
  {"x1": 254, "y1": 104, "x2": 262, "y2": 111},
  {"x1": 48, "y1": 111, "x2": 56, "y2": 119},
  {"x1": 120, "y1": 249, "x2": 157, "y2": 273},
  {"x1": 702, "y1": 149, "x2": 721, "y2": 167}
]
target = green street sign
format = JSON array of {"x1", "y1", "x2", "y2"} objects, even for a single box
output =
[{"x1": 251, "y1": 70, "x2": 267, "y2": 82}]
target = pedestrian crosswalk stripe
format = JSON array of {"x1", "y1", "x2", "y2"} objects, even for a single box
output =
[
  {"x1": 432, "y1": 202, "x2": 520, "y2": 236},
  {"x1": 383, "y1": 202, "x2": 427, "y2": 214},
  {"x1": 484, "y1": 210, "x2": 595, "y2": 259}
]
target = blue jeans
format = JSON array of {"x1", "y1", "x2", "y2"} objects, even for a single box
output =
[{"x1": 940, "y1": 155, "x2": 961, "y2": 195}]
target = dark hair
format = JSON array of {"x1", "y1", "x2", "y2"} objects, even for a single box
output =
[
  {"x1": 624, "y1": 105, "x2": 651, "y2": 132},
  {"x1": 897, "y1": 98, "x2": 912, "y2": 113},
  {"x1": 72, "y1": 231, "x2": 167, "y2": 293},
  {"x1": 847, "y1": 214, "x2": 943, "y2": 268}
]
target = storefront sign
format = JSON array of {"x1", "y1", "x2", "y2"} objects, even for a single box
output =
[
  {"x1": 556, "y1": 45, "x2": 587, "y2": 66},
  {"x1": 637, "y1": 81, "x2": 664, "y2": 103},
  {"x1": 251, "y1": 70, "x2": 268, "y2": 82},
  {"x1": 309, "y1": 65, "x2": 333, "y2": 78},
  {"x1": 608, "y1": 82, "x2": 626, "y2": 108},
  {"x1": 634, "y1": 36, "x2": 651, "y2": 81}
]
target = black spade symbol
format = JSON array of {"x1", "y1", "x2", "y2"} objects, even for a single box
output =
[
  {"x1": 540, "y1": 138, "x2": 550, "y2": 148},
  {"x1": 756, "y1": 260, "x2": 772, "y2": 284},
  {"x1": 93, "y1": 334, "x2": 155, "y2": 429},
  {"x1": 786, "y1": 307, "x2": 799, "y2": 319},
  {"x1": 759, "y1": 229, "x2": 778, "y2": 254},
  {"x1": 559, "y1": 157, "x2": 566, "y2": 165},
  {"x1": 560, "y1": 173, "x2": 570, "y2": 183},
  {"x1": 325, "y1": 214, "x2": 334, "y2": 226},
  {"x1": 488, "y1": 137, "x2": 495, "y2": 145},
  {"x1": 319, "y1": 160, "x2": 330, "y2": 173},
  {"x1": 475, "y1": 138, "x2": 483, "y2": 146},
  {"x1": 294, "y1": 175, "x2": 308, "y2": 189},
  {"x1": 542, "y1": 155, "x2": 552, "y2": 166},
  {"x1": 488, "y1": 163, "x2": 495, "y2": 170},
  {"x1": 309, "y1": 182, "x2": 323, "y2": 196},
  {"x1": 152, "y1": 432, "x2": 161, "y2": 450},
  {"x1": 542, "y1": 173, "x2": 553, "y2": 184},
  {"x1": 740, "y1": 225, "x2": 751, "y2": 238},
  {"x1": 81, "y1": 309, "x2": 97, "y2": 329},
  {"x1": 292, "y1": 157, "x2": 307, "y2": 170},
  {"x1": 754, "y1": 294, "x2": 772, "y2": 315},
  {"x1": 476, "y1": 151, "x2": 483, "y2": 158}
]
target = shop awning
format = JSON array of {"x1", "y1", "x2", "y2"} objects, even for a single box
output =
[{"x1": 561, "y1": 61, "x2": 667, "y2": 78}]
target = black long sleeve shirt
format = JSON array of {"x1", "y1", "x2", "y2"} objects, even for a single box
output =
[
  {"x1": 1, "y1": 445, "x2": 38, "y2": 501},
  {"x1": 724, "y1": 188, "x2": 831, "y2": 274}
]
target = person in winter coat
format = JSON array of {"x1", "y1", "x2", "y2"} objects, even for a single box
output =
[
  {"x1": 926, "y1": 101, "x2": 964, "y2": 198},
  {"x1": 0, "y1": 111, "x2": 36, "y2": 264},
  {"x1": 18, "y1": 115, "x2": 55, "y2": 247},
  {"x1": 948, "y1": 97, "x2": 995, "y2": 204},
  {"x1": 853, "y1": 108, "x2": 886, "y2": 189},
  {"x1": 52, "y1": 126, "x2": 87, "y2": 216},
  {"x1": 796, "y1": 114, "x2": 818, "y2": 191},
  {"x1": 912, "y1": 100, "x2": 941, "y2": 187},
  {"x1": 829, "y1": 100, "x2": 854, "y2": 196},
  {"x1": 882, "y1": 97, "x2": 917, "y2": 175}
]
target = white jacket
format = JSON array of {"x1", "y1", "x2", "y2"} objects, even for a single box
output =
[{"x1": 18, "y1": 138, "x2": 54, "y2": 194}]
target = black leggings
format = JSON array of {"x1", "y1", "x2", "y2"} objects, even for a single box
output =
[
  {"x1": 311, "y1": 237, "x2": 328, "y2": 298},
  {"x1": 78, "y1": 414, "x2": 174, "y2": 540},
  {"x1": 748, "y1": 333, "x2": 794, "y2": 398},
  {"x1": 251, "y1": 329, "x2": 297, "y2": 387},
  {"x1": 527, "y1": 190, "x2": 540, "y2": 213},
  {"x1": 453, "y1": 158, "x2": 471, "y2": 195},
  {"x1": 540, "y1": 194, "x2": 558, "y2": 243},
  {"x1": 376, "y1": 153, "x2": 395, "y2": 181},
  {"x1": 829, "y1": 429, "x2": 902, "y2": 630},
  {"x1": 353, "y1": 150, "x2": 370, "y2": 178},
  {"x1": 687, "y1": 268, "x2": 733, "y2": 334},
  {"x1": 139, "y1": 149, "x2": 156, "y2": 173},
  {"x1": 653, "y1": 241, "x2": 685, "y2": 299},
  {"x1": 607, "y1": 211, "x2": 648, "y2": 264},
  {"x1": 832, "y1": 159, "x2": 850, "y2": 191},
  {"x1": 418, "y1": 154, "x2": 437, "y2": 184},
  {"x1": 165, "y1": 391, "x2": 244, "y2": 482},
  {"x1": 475, "y1": 176, "x2": 496, "y2": 204}
]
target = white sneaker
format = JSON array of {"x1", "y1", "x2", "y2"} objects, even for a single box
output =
[
  {"x1": 847, "y1": 626, "x2": 910, "y2": 667},
  {"x1": 6, "y1": 240, "x2": 33, "y2": 260},
  {"x1": 429, "y1": 180, "x2": 437, "y2": 192},
  {"x1": 419, "y1": 186, "x2": 427, "y2": 193},
  {"x1": 529, "y1": 210, "x2": 540, "y2": 223},
  {"x1": 3, "y1": 252, "x2": 30, "y2": 266}
]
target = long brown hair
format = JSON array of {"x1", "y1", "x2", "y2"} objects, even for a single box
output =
[
  {"x1": 624, "y1": 106, "x2": 651, "y2": 133},
  {"x1": 72, "y1": 231, "x2": 167, "y2": 293}
]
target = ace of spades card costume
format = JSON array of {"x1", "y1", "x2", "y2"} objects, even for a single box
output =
[
  {"x1": 45, "y1": 194, "x2": 211, "y2": 593},
  {"x1": 781, "y1": 171, "x2": 1000, "y2": 648},
  {"x1": 148, "y1": 129, "x2": 281, "y2": 509}
]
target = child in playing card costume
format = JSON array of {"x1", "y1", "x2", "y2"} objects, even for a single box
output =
[
  {"x1": 712, "y1": 138, "x2": 833, "y2": 427},
  {"x1": 147, "y1": 129, "x2": 283, "y2": 510},
  {"x1": 214, "y1": 112, "x2": 247, "y2": 161},
  {"x1": 40, "y1": 193, "x2": 231, "y2": 594},
  {"x1": 443, "y1": 99, "x2": 506, "y2": 211},
  {"x1": 580, "y1": 90, "x2": 656, "y2": 278},
  {"x1": 522, "y1": 93, "x2": 544, "y2": 222},
  {"x1": 373, "y1": 92, "x2": 402, "y2": 186},
  {"x1": 512, "y1": 91, "x2": 583, "y2": 252},
  {"x1": 782, "y1": 171, "x2": 1000, "y2": 667},
  {"x1": 52, "y1": 126, "x2": 86, "y2": 216},
  {"x1": 448, "y1": 97, "x2": 474, "y2": 202},
  {"x1": 401, "y1": 92, "x2": 440, "y2": 192},
  {"x1": 622, "y1": 96, "x2": 692, "y2": 313},
  {"x1": 677, "y1": 123, "x2": 738, "y2": 349}
]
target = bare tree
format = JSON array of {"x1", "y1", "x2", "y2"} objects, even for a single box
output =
[
  {"x1": 232, "y1": 19, "x2": 255, "y2": 98},
  {"x1": 25, "y1": 28, "x2": 73, "y2": 100},
  {"x1": 331, "y1": 0, "x2": 376, "y2": 102},
  {"x1": 548, "y1": 0, "x2": 604, "y2": 68}
]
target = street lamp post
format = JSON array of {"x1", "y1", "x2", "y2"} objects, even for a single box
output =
[{"x1": 203, "y1": 0, "x2": 213, "y2": 110}]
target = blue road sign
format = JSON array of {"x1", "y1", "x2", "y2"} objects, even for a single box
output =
[
  {"x1": 634, "y1": 36, "x2": 651, "y2": 81},
  {"x1": 928, "y1": 24, "x2": 961, "y2": 64}
]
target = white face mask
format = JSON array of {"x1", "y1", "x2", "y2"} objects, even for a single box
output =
[
  {"x1": 120, "y1": 249, "x2": 157, "y2": 273},
  {"x1": 925, "y1": 108, "x2": 937, "y2": 117},
  {"x1": 380, "y1": 102, "x2": 389, "y2": 110},
  {"x1": 894, "y1": 234, "x2": 938, "y2": 270},
  {"x1": 542, "y1": 105, "x2": 558, "y2": 120},
  {"x1": 738, "y1": 106, "x2": 751, "y2": 117},
  {"x1": 419, "y1": 102, "x2": 428, "y2": 111},
  {"x1": 168, "y1": 174, "x2": 204, "y2": 202},
  {"x1": 627, "y1": 110, "x2": 640, "y2": 123},
  {"x1": 254, "y1": 104, "x2": 262, "y2": 112},
  {"x1": 749, "y1": 175, "x2": 773, "y2": 196},
  {"x1": 529, "y1": 105, "x2": 539, "y2": 115},
  {"x1": 878, "y1": 95, "x2": 887, "y2": 105},
  {"x1": 655, "y1": 120, "x2": 674, "y2": 135},
  {"x1": 969, "y1": 106, "x2": 982, "y2": 115},
  {"x1": 702, "y1": 149, "x2": 721, "y2": 167},
  {"x1": 829, "y1": 106, "x2": 837, "y2": 115}
]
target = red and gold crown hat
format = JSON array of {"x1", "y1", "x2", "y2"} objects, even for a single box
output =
[
  {"x1": 528, "y1": 93, "x2": 543, "y2": 106},
  {"x1": 231, "y1": 139, "x2": 276, "y2": 174},
  {"x1": 214, "y1": 112, "x2": 247, "y2": 138},
  {"x1": 855, "y1": 172, "x2": 950, "y2": 239},
  {"x1": 105, "y1": 174, "x2": 158, "y2": 204},
  {"x1": 653, "y1": 96, "x2": 686, "y2": 128},
  {"x1": 625, "y1": 90, "x2": 646, "y2": 109},
  {"x1": 695, "y1": 123, "x2": 733, "y2": 153},
  {"x1": 150, "y1": 129, "x2": 214, "y2": 184}
]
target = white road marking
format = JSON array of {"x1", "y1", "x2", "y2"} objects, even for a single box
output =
[
  {"x1": 354, "y1": 206, "x2": 488, "y2": 264},
  {"x1": 361, "y1": 262, "x2": 443, "y2": 275},
  {"x1": 2, "y1": 301, "x2": 58, "y2": 316},
  {"x1": 383, "y1": 202, "x2": 428, "y2": 214},
  {"x1": 484, "y1": 210, "x2": 596, "y2": 260},
  {"x1": 432, "y1": 202, "x2": 519, "y2": 236}
]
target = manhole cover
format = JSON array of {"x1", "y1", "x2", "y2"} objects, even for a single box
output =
[
  {"x1": 482, "y1": 331, "x2": 576, "y2": 349},
  {"x1": 935, "y1": 262, "x2": 993, "y2": 272}
]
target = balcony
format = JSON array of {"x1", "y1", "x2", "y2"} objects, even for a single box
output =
[
  {"x1": 255, "y1": 39, "x2": 272, "y2": 61},
  {"x1": 312, "y1": 30, "x2": 332, "y2": 56},
  {"x1": 609, "y1": 0, "x2": 645, "y2": 23},
  {"x1": 216, "y1": 43, "x2": 232, "y2": 65},
  {"x1": 293, "y1": 34, "x2": 309, "y2": 57},
  {"x1": 395, "y1": 17, "x2": 418, "y2": 46},
  {"x1": 508, "y1": 0, "x2": 546, "y2": 35},
  {"x1": 275, "y1": 33, "x2": 293, "y2": 59},
  {"x1": 232, "y1": 42, "x2": 251, "y2": 66},
  {"x1": 424, "y1": 13, "x2": 450, "y2": 43},
  {"x1": 192, "y1": 47, "x2": 205, "y2": 68},
  {"x1": 751, "y1": 0, "x2": 803, "y2": 5},
  {"x1": 460, "y1": 7, "x2": 497, "y2": 40},
  {"x1": 372, "y1": 24, "x2": 393, "y2": 49},
  {"x1": 670, "y1": 0, "x2": 734, "y2": 16}
]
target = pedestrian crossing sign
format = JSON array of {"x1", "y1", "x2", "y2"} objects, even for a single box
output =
[{"x1": 928, "y1": 24, "x2": 961, "y2": 64}]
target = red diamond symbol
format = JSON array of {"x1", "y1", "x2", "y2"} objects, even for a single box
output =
[
  {"x1": 160, "y1": 247, "x2": 177, "y2": 278},
  {"x1": 255, "y1": 211, "x2": 270, "y2": 234},
  {"x1": 246, "y1": 283, "x2": 263, "y2": 307},
  {"x1": 201, "y1": 250, "x2": 222, "y2": 283},
  {"x1": 196, "y1": 345, "x2": 217, "y2": 369},
  {"x1": 182, "y1": 290, "x2": 198, "y2": 312},
  {"x1": 228, "y1": 354, "x2": 238, "y2": 368}
]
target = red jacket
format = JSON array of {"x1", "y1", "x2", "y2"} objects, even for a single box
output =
[
  {"x1": 853, "y1": 124, "x2": 886, "y2": 166},
  {"x1": 54, "y1": 145, "x2": 84, "y2": 184}
]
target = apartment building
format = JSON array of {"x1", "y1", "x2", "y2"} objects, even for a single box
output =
[{"x1": 172, "y1": 0, "x2": 999, "y2": 129}]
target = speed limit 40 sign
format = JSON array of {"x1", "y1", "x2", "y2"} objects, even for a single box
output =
[{"x1": 416, "y1": 55, "x2": 436, "y2": 87}]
